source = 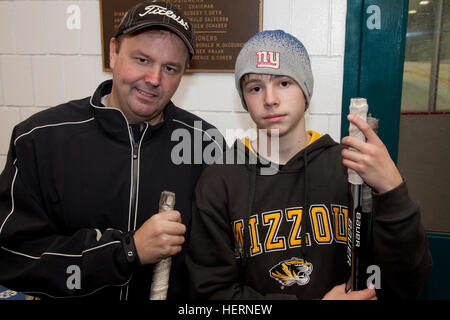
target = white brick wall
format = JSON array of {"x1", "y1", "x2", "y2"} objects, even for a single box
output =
[
  {"x1": 0, "y1": 107, "x2": 21, "y2": 155},
  {"x1": 0, "y1": 0, "x2": 347, "y2": 172},
  {"x1": 32, "y1": 55, "x2": 66, "y2": 106},
  {"x1": 1, "y1": 55, "x2": 34, "y2": 106},
  {"x1": 0, "y1": 2, "x2": 15, "y2": 54},
  {"x1": 13, "y1": 1, "x2": 47, "y2": 54}
]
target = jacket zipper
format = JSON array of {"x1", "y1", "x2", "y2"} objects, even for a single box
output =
[
  {"x1": 129, "y1": 139, "x2": 139, "y2": 231},
  {"x1": 123, "y1": 123, "x2": 148, "y2": 300}
]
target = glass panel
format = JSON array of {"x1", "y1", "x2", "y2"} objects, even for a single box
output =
[
  {"x1": 437, "y1": 2, "x2": 450, "y2": 111},
  {"x1": 401, "y1": 0, "x2": 450, "y2": 112},
  {"x1": 398, "y1": 0, "x2": 450, "y2": 232},
  {"x1": 402, "y1": 0, "x2": 436, "y2": 112}
]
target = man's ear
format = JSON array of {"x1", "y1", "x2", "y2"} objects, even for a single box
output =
[{"x1": 109, "y1": 38, "x2": 118, "y2": 70}]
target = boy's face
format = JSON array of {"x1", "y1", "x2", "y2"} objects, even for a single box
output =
[{"x1": 242, "y1": 74, "x2": 307, "y2": 137}]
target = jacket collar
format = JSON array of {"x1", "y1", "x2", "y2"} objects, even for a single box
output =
[{"x1": 90, "y1": 80, "x2": 175, "y2": 143}]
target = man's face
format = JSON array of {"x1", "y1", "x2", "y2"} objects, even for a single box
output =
[
  {"x1": 242, "y1": 74, "x2": 307, "y2": 137},
  {"x1": 109, "y1": 29, "x2": 188, "y2": 125}
]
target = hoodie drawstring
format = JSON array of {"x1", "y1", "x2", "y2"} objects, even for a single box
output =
[
  {"x1": 301, "y1": 149, "x2": 310, "y2": 260},
  {"x1": 241, "y1": 163, "x2": 257, "y2": 273}
]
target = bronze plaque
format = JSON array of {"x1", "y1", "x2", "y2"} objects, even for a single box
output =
[{"x1": 99, "y1": 0, "x2": 263, "y2": 73}]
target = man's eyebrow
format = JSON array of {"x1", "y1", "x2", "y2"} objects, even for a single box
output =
[
  {"x1": 130, "y1": 50, "x2": 183, "y2": 68},
  {"x1": 131, "y1": 50, "x2": 151, "y2": 59}
]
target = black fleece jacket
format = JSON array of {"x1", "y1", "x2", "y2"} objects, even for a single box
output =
[{"x1": 0, "y1": 80, "x2": 223, "y2": 300}]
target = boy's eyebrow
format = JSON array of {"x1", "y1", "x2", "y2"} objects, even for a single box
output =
[
  {"x1": 242, "y1": 78, "x2": 262, "y2": 86},
  {"x1": 243, "y1": 74, "x2": 290, "y2": 85}
]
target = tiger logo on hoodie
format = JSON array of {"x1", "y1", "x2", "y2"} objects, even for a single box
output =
[{"x1": 269, "y1": 258, "x2": 313, "y2": 287}]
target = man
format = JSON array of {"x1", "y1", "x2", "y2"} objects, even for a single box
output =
[
  {"x1": 0, "y1": 1, "x2": 222, "y2": 300},
  {"x1": 186, "y1": 30, "x2": 431, "y2": 300}
]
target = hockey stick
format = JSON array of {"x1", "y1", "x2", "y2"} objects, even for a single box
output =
[
  {"x1": 345, "y1": 98, "x2": 368, "y2": 293},
  {"x1": 150, "y1": 191, "x2": 176, "y2": 300},
  {"x1": 358, "y1": 116, "x2": 378, "y2": 289},
  {"x1": 346, "y1": 118, "x2": 379, "y2": 293}
]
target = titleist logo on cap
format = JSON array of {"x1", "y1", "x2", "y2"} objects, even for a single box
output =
[
  {"x1": 139, "y1": 5, "x2": 190, "y2": 30},
  {"x1": 256, "y1": 51, "x2": 280, "y2": 69}
]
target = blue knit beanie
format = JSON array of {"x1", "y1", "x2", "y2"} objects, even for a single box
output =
[{"x1": 235, "y1": 30, "x2": 314, "y2": 110}]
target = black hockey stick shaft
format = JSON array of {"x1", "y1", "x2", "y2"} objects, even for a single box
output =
[{"x1": 345, "y1": 98, "x2": 368, "y2": 293}]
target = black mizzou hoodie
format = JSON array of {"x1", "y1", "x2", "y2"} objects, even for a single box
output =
[{"x1": 187, "y1": 133, "x2": 431, "y2": 300}]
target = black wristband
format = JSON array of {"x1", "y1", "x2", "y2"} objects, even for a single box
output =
[{"x1": 121, "y1": 231, "x2": 141, "y2": 267}]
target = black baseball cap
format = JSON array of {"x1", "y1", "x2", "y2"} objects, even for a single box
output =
[{"x1": 114, "y1": 1, "x2": 196, "y2": 57}]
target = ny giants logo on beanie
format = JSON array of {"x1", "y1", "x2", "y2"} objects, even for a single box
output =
[
  {"x1": 139, "y1": 5, "x2": 190, "y2": 30},
  {"x1": 256, "y1": 51, "x2": 280, "y2": 69}
]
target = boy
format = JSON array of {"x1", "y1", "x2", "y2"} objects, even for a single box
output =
[{"x1": 186, "y1": 30, "x2": 431, "y2": 299}]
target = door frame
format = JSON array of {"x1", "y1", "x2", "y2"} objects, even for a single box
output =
[{"x1": 341, "y1": 0, "x2": 409, "y2": 163}]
